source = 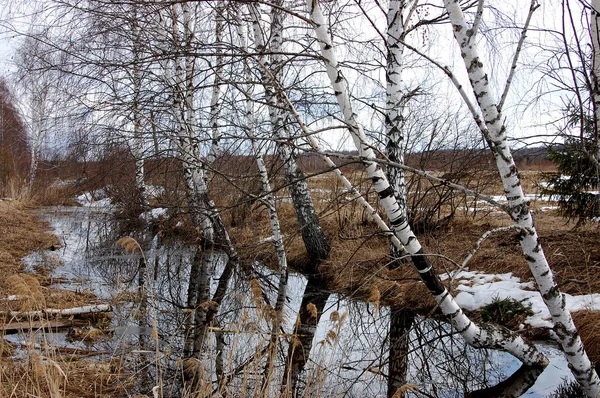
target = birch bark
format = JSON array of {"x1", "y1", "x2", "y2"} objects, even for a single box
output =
[
  {"x1": 386, "y1": 4, "x2": 414, "y2": 396},
  {"x1": 307, "y1": 0, "x2": 548, "y2": 368},
  {"x1": 207, "y1": 5, "x2": 224, "y2": 166},
  {"x1": 591, "y1": 0, "x2": 600, "y2": 162},
  {"x1": 235, "y1": 14, "x2": 289, "y2": 391},
  {"x1": 161, "y1": 4, "x2": 237, "y2": 365},
  {"x1": 251, "y1": 4, "x2": 331, "y2": 391},
  {"x1": 443, "y1": 1, "x2": 600, "y2": 394}
]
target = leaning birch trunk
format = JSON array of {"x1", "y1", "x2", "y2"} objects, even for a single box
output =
[
  {"x1": 234, "y1": 16, "x2": 289, "y2": 391},
  {"x1": 591, "y1": 0, "x2": 600, "y2": 163},
  {"x1": 443, "y1": 1, "x2": 600, "y2": 395},
  {"x1": 251, "y1": 3, "x2": 331, "y2": 391},
  {"x1": 307, "y1": 0, "x2": 548, "y2": 367},
  {"x1": 252, "y1": 2, "x2": 330, "y2": 268}
]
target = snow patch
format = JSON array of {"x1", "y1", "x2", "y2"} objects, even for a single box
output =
[
  {"x1": 75, "y1": 189, "x2": 112, "y2": 209},
  {"x1": 445, "y1": 270, "x2": 600, "y2": 329},
  {"x1": 150, "y1": 207, "x2": 167, "y2": 219}
]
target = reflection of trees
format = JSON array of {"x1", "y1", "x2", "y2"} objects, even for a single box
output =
[{"x1": 56, "y1": 207, "x2": 548, "y2": 397}]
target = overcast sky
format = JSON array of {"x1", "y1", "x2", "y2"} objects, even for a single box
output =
[{"x1": 0, "y1": 0, "x2": 591, "y2": 151}]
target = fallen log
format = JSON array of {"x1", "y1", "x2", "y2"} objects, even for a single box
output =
[
  {"x1": 0, "y1": 318, "x2": 90, "y2": 334},
  {"x1": 1, "y1": 304, "x2": 112, "y2": 319},
  {"x1": 16, "y1": 341, "x2": 110, "y2": 357}
]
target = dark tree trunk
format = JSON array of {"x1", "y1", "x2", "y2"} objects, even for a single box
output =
[
  {"x1": 387, "y1": 308, "x2": 415, "y2": 398},
  {"x1": 283, "y1": 277, "x2": 330, "y2": 393}
]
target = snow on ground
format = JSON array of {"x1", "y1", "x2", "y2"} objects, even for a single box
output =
[
  {"x1": 75, "y1": 189, "x2": 113, "y2": 208},
  {"x1": 147, "y1": 207, "x2": 167, "y2": 220},
  {"x1": 444, "y1": 270, "x2": 600, "y2": 328}
]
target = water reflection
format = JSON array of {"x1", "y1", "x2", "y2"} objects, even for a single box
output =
[{"x1": 17, "y1": 206, "x2": 577, "y2": 397}]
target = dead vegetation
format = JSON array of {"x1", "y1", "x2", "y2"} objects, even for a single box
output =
[
  {"x1": 2, "y1": 165, "x2": 600, "y2": 396},
  {"x1": 0, "y1": 201, "x2": 120, "y2": 397}
]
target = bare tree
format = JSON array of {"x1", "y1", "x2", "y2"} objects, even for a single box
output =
[{"x1": 442, "y1": 0, "x2": 600, "y2": 394}]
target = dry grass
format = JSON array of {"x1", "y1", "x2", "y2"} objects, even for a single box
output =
[
  {"x1": 0, "y1": 201, "x2": 121, "y2": 397},
  {"x1": 572, "y1": 311, "x2": 600, "y2": 365},
  {"x1": 0, "y1": 201, "x2": 59, "y2": 294},
  {"x1": 0, "y1": 353, "x2": 131, "y2": 398}
]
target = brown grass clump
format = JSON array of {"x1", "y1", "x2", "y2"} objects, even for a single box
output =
[
  {"x1": 572, "y1": 310, "x2": 600, "y2": 366},
  {"x1": 0, "y1": 201, "x2": 59, "y2": 294},
  {"x1": 6, "y1": 273, "x2": 46, "y2": 312},
  {"x1": 0, "y1": 355, "x2": 131, "y2": 398}
]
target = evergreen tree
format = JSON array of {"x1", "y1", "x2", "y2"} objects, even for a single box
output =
[{"x1": 543, "y1": 112, "x2": 600, "y2": 224}]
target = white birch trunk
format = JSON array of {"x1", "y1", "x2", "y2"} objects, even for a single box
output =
[
  {"x1": 27, "y1": 93, "x2": 46, "y2": 193},
  {"x1": 131, "y1": 6, "x2": 147, "y2": 212},
  {"x1": 236, "y1": 17, "x2": 289, "y2": 389},
  {"x1": 307, "y1": 0, "x2": 548, "y2": 368},
  {"x1": 5, "y1": 304, "x2": 112, "y2": 318},
  {"x1": 443, "y1": 1, "x2": 600, "y2": 394},
  {"x1": 207, "y1": 6, "x2": 224, "y2": 166},
  {"x1": 163, "y1": 4, "x2": 239, "y2": 364},
  {"x1": 386, "y1": 0, "x2": 408, "y2": 217},
  {"x1": 591, "y1": 0, "x2": 600, "y2": 162},
  {"x1": 252, "y1": 2, "x2": 330, "y2": 266}
]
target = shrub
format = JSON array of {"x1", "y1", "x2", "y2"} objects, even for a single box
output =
[{"x1": 480, "y1": 296, "x2": 534, "y2": 328}]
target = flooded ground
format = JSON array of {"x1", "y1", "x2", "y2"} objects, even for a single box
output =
[{"x1": 7, "y1": 205, "x2": 581, "y2": 397}]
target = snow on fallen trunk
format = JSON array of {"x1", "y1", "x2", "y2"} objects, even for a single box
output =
[{"x1": 306, "y1": 0, "x2": 548, "y2": 367}]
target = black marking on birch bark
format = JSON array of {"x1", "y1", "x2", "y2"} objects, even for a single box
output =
[
  {"x1": 390, "y1": 216, "x2": 406, "y2": 227},
  {"x1": 371, "y1": 176, "x2": 384, "y2": 184},
  {"x1": 456, "y1": 320, "x2": 472, "y2": 334},
  {"x1": 542, "y1": 286, "x2": 559, "y2": 301},
  {"x1": 524, "y1": 254, "x2": 536, "y2": 263},
  {"x1": 324, "y1": 43, "x2": 331, "y2": 50},
  {"x1": 485, "y1": 113, "x2": 503, "y2": 125},
  {"x1": 378, "y1": 186, "x2": 395, "y2": 200},
  {"x1": 411, "y1": 249, "x2": 445, "y2": 295},
  {"x1": 334, "y1": 91, "x2": 342, "y2": 96},
  {"x1": 475, "y1": 90, "x2": 488, "y2": 100}
]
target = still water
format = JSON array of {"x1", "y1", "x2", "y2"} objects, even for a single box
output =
[{"x1": 10, "y1": 206, "x2": 578, "y2": 397}]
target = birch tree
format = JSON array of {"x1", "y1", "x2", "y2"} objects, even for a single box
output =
[
  {"x1": 249, "y1": 3, "x2": 332, "y2": 391},
  {"x1": 306, "y1": 0, "x2": 549, "y2": 369},
  {"x1": 13, "y1": 35, "x2": 63, "y2": 193},
  {"x1": 442, "y1": 0, "x2": 600, "y2": 395}
]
